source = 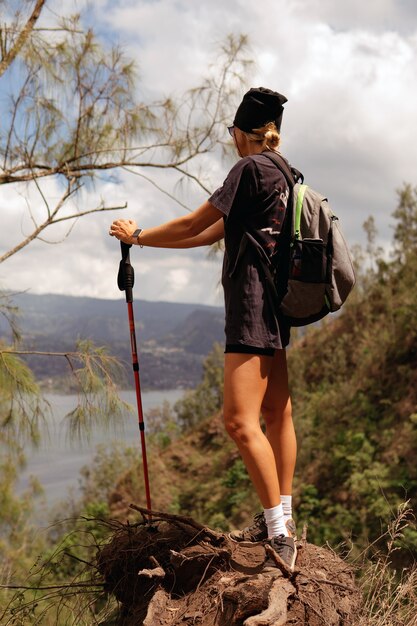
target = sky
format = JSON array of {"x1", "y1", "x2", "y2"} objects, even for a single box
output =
[{"x1": 1, "y1": 0, "x2": 417, "y2": 306}]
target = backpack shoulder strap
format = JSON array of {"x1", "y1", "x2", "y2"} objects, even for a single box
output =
[{"x1": 261, "y1": 151, "x2": 304, "y2": 188}]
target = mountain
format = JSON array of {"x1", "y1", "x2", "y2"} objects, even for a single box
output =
[
  {"x1": 0, "y1": 293, "x2": 225, "y2": 389},
  {"x1": 164, "y1": 308, "x2": 225, "y2": 354}
]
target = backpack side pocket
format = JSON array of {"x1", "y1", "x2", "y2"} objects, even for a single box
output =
[{"x1": 289, "y1": 239, "x2": 328, "y2": 283}]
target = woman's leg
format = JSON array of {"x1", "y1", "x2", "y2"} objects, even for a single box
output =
[
  {"x1": 261, "y1": 349, "x2": 297, "y2": 497},
  {"x1": 223, "y1": 352, "x2": 280, "y2": 508}
]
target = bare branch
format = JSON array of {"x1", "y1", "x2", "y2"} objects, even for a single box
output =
[
  {"x1": 122, "y1": 167, "x2": 193, "y2": 212},
  {"x1": 32, "y1": 170, "x2": 51, "y2": 218},
  {"x1": 0, "y1": 582, "x2": 103, "y2": 590},
  {"x1": 0, "y1": 180, "x2": 78, "y2": 263},
  {"x1": 3, "y1": 73, "x2": 32, "y2": 169},
  {"x1": 50, "y1": 201, "x2": 128, "y2": 224},
  {"x1": 173, "y1": 165, "x2": 213, "y2": 195},
  {"x1": 0, "y1": 147, "x2": 211, "y2": 185},
  {"x1": 0, "y1": 194, "x2": 127, "y2": 261}
]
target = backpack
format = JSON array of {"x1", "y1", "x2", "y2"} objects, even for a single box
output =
[{"x1": 260, "y1": 151, "x2": 356, "y2": 327}]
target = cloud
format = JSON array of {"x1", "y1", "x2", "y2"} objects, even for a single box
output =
[
  {"x1": 291, "y1": 0, "x2": 417, "y2": 35},
  {"x1": 0, "y1": 171, "x2": 223, "y2": 304},
  {"x1": 1, "y1": 0, "x2": 417, "y2": 305}
]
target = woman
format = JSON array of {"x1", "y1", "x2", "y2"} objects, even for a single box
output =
[{"x1": 109, "y1": 87, "x2": 298, "y2": 571}]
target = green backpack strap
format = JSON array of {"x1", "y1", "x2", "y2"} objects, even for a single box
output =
[{"x1": 294, "y1": 184, "x2": 308, "y2": 240}]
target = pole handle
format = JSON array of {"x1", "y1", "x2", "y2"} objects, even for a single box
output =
[
  {"x1": 120, "y1": 241, "x2": 131, "y2": 259},
  {"x1": 118, "y1": 241, "x2": 134, "y2": 303}
]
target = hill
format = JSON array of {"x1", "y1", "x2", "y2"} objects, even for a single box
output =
[
  {"x1": 0, "y1": 293, "x2": 224, "y2": 389},
  {"x1": 3, "y1": 187, "x2": 417, "y2": 625},
  {"x1": 94, "y1": 204, "x2": 417, "y2": 568}
]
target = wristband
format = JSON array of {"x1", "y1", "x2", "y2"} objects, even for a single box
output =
[{"x1": 132, "y1": 228, "x2": 143, "y2": 247}]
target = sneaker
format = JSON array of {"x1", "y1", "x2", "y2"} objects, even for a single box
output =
[
  {"x1": 285, "y1": 518, "x2": 298, "y2": 541},
  {"x1": 229, "y1": 513, "x2": 298, "y2": 544},
  {"x1": 265, "y1": 534, "x2": 297, "y2": 572},
  {"x1": 228, "y1": 512, "x2": 267, "y2": 543}
]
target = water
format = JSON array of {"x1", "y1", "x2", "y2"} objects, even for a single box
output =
[{"x1": 17, "y1": 389, "x2": 184, "y2": 505}]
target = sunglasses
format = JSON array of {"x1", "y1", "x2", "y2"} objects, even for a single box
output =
[{"x1": 227, "y1": 125, "x2": 235, "y2": 137}]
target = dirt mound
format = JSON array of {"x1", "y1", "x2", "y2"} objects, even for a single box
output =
[{"x1": 96, "y1": 505, "x2": 362, "y2": 625}]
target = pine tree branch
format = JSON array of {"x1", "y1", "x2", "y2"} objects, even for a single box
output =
[
  {"x1": 0, "y1": 30, "x2": 250, "y2": 265},
  {"x1": 0, "y1": 0, "x2": 46, "y2": 78},
  {"x1": 0, "y1": 350, "x2": 88, "y2": 357}
]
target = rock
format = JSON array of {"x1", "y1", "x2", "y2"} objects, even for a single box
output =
[{"x1": 96, "y1": 505, "x2": 362, "y2": 625}]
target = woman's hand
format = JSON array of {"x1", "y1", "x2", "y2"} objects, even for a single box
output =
[{"x1": 109, "y1": 219, "x2": 139, "y2": 245}]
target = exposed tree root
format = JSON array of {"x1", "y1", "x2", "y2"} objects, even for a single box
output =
[{"x1": 96, "y1": 505, "x2": 362, "y2": 625}]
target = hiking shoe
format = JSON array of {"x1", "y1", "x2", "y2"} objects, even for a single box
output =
[
  {"x1": 265, "y1": 534, "x2": 297, "y2": 572},
  {"x1": 228, "y1": 512, "x2": 267, "y2": 544},
  {"x1": 285, "y1": 518, "x2": 298, "y2": 541},
  {"x1": 229, "y1": 513, "x2": 298, "y2": 544}
]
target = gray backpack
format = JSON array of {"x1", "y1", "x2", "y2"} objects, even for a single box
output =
[{"x1": 261, "y1": 152, "x2": 356, "y2": 326}]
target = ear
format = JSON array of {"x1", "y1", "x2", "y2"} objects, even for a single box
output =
[{"x1": 234, "y1": 127, "x2": 248, "y2": 157}]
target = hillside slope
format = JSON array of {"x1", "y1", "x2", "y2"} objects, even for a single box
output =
[{"x1": 102, "y1": 246, "x2": 417, "y2": 566}]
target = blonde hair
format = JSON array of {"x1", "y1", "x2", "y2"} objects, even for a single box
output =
[{"x1": 244, "y1": 121, "x2": 281, "y2": 150}]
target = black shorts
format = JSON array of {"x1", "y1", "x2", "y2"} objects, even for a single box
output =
[{"x1": 225, "y1": 343, "x2": 275, "y2": 357}]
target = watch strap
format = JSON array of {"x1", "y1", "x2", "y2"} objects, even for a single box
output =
[{"x1": 132, "y1": 228, "x2": 143, "y2": 246}]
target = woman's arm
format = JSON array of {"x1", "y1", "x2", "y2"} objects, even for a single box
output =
[
  {"x1": 147, "y1": 218, "x2": 224, "y2": 248},
  {"x1": 109, "y1": 200, "x2": 224, "y2": 248}
]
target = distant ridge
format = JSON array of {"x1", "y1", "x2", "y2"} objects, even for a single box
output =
[{"x1": 0, "y1": 293, "x2": 225, "y2": 389}]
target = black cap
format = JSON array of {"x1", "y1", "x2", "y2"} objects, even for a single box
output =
[{"x1": 233, "y1": 87, "x2": 288, "y2": 132}]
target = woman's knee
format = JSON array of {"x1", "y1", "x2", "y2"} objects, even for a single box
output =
[{"x1": 224, "y1": 413, "x2": 259, "y2": 445}]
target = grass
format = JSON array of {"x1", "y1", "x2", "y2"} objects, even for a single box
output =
[{"x1": 356, "y1": 501, "x2": 417, "y2": 626}]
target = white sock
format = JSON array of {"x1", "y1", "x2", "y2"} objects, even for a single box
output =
[
  {"x1": 281, "y1": 494, "x2": 292, "y2": 522},
  {"x1": 264, "y1": 503, "x2": 288, "y2": 538}
]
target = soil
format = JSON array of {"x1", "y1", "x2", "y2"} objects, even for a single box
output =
[{"x1": 96, "y1": 505, "x2": 362, "y2": 626}]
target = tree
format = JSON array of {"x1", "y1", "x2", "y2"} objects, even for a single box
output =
[
  {"x1": 0, "y1": 2, "x2": 250, "y2": 442},
  {"x1": 392, "y1": 183, "x2": 417, "y2": 264},
  {"x1": 0, "y1": 8, "x2": 251, "y2": 619},
  {"x1": 0, "y1": 1, "x2": 250, "y2": 262},
  {"x1": 174, "y1": 342, "x2": 224, "y2": 429}
]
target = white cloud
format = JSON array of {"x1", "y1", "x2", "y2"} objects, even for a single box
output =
[
  {"x1": 291, "y1": 0, "x2": 417, "y2": 34},
  {"x1": 0, "y1": 169, "x2": 223, "y2": 304},
  {"x1": 1, "y1": 0, "x2": 417, "y2": 305}
]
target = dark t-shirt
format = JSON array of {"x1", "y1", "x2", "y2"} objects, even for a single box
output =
[{"x1": 209, "y1": 152, "x2": 291, "y2": 349}]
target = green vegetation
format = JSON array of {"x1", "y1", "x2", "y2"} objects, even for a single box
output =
[
  {"x1": 288, "y1": 184, "x2": 417, "y2": 560},
  {"x1": 112, "y1": 185, "x2": 417, "y2": 568},
  {"x1": 89, "y1": 185, "x2": 416, "y2": 624},
  {"x1": 1, "y1": 184, "x2": 417, "y2": 622},
  {"x1": 174, "y1": 342, "x2": 224, "y2": 429},
  {"x1": 0, "y1": 442, "x2": 132, "y2": 625},
  {"x1": 1, "y1": 7, "x2": 416, "y2": 622},
  {"x1": 0, "y1": 3, "x2": 249, "y2": 619}
]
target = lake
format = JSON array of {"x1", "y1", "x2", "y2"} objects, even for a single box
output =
[{"x1": 17, "y1": 389, "x2": 184, "y2": 505}]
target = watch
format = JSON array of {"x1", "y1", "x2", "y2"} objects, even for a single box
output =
[{"x1": 132, "y1": 228, "x2": 143, "y2": 247}]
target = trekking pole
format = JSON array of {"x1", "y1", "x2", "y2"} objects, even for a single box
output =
[{"x1": 117, "y1": 241, "x2": 152, "y2": 514}]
